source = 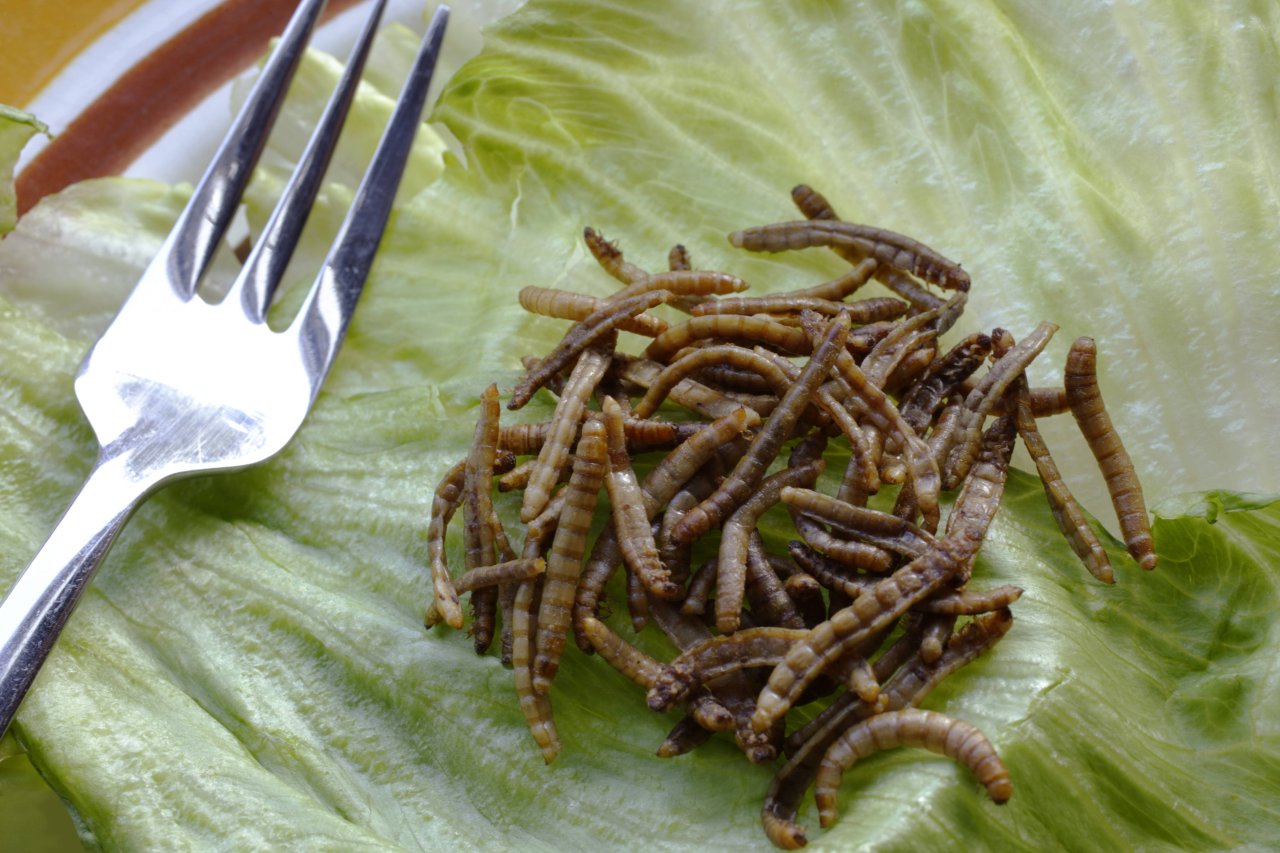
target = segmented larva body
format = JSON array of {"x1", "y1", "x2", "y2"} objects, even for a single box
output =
[
  {"x1": 644, "y1": 314, "x2": 811, "y2": 362},
  {"x1": 744, "y1": 534, "x2": 807, "y2": 630},
  {"x1": 729, "y1": 219, "x2": 970, "y2": 292},
  {"x1": 689, "y1": 294, "x2": 908, "y2": 324},
  {"x1": 450, "y1": 557, "x2": 546, "y2": 595},
  {"x1": 814, "y1": 709, "x2": 1012, "y2": 827},
  {"x1": 583, "y1": 226, "x2": 647, "y2": 284},
  {"x1": 786, "y1": 259, "x2": 878, "y2": 300},
  {"x1": 790, "y1": 515, "x2": 895, "y2": 572},
  {"x1": 790, "y1": 183, "x2": 839, "y2": 220},
  {"x1": 617, "y1": 356, "x2": 762, "y2": 420},
  {"x1": 533, "y1": 418, "x2": 608, "y2": 694},
  {"x1": 658, "y1": 714, "x2": 716, "y2": 757},
  {"x1": 782, "y1": 486, "x2": 936, "y2": 559},
  {"x1": 512, "y1": 579, "x2": 559, "y2": 764},
  {"x1": 918, "y1": 613, "x2": 957, "y2": 664},
  {"x1": 498, "y1": 416, "x2": 696, "y2": 457},
  {"x1": 915, "y1": 584, "x2": 1023, "y2": 615},
  {"x1": 425, "y1": 458, "x2": 467, "y2": 629},
  {"x1": 518, "y1": 285, "x2": 668, "y2": 337},
  {"x1": 602, "y1": 397, "x2": 676, "y2": 598},
  {"x1": 671, "y1": 312, "x2": 851, "y2": 545},
  {"x1": 464, "y1": 384, "x2": 503, "y2": 654},
  {"x1": 633, "y1": 345, "x2": 793, "y2": 419},
  {"x1": 898, "y1": 332, "x2": 992, "y2": 438},
  {"x1": 648, "y1": 627, "x2": 813, "y2": 711},
  {"x1": 579, "y1": 616, "x2": 663, "y2": 689},
  {"x1": 1065, "y1": 336, "x2": 1157, "y2": 571},
  {"x1": 520, "y1": 340, "x2": 613, "y2": 523},
  {"x1": 615, "y1": 269, "x2": 750, "y2": 301},
  {"x1": 510, "y1": 290, "x2": 668, "y2": 410}
]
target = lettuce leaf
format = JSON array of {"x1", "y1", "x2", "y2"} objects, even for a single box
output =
[{"x1": 1, "y1": 0, "x2": 1278, "y2": 849}]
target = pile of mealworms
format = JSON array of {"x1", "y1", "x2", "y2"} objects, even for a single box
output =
[{"x1": 423, "y1": 185, "x2": 1156, "y2": 849}]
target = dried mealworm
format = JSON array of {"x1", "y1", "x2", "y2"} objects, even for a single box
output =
[
  {"x1": 875, "y1": 264, "x2": 948, "y2": 311},
  {"x1": 696, "y1": 362, "x2": 777, "y2": 395},
  {"x1": 1065, "y1": 336, "x2": 1157, "y2": 571},
  {"x1": 633, "y1": 345, "x2": 793, "y2": 419},
  {"x1": 451, "y1": 557, "x2": 547, "y2": 595},
  {"x1": 644, "y1": 315, "x2": 811, "y2": 362},
  {"x1": 751, "y1": 536, "x2": 969, "y2": 733},
  {"x1": 717, "y1": 462, "x2": 824, "y2": 633},
  {"x1": 898, "y1": 332, "x2": 993, "y2": 438},
  {"x1": 784, "y1": 259, "x2": 879, "y2": 301},
  {"x1": 518, "y1": 285, "x2": 668, "y2": 337},
  {"x1": 681, "y1": 559, "x2": 717, "y2": 617},
  {"x1": 944, "y1": 416, "x2": 1016, "y2": 572},
  {"x1": 942, "y1": 321, "x2": 1057, "y2": 488},
  {"x1": 671, "y1": 312, "x2": 851, "y2": 545},
  {"x1": 915, "y1": 584, "x2": 1023, "y2": 615},
  {"x1": 790, "y1": 183, "x2": 839, "y2": 220},
  {"x1": 464, "y1": 384, "x2": 502, "y2": 654},
  {"x1": 584, "y1": 226, "x2": 647, "y2": 284},
  {"x1": 647, "y1": 627, "x2": 813, "y2": 710},
  {"x1": 729, "y1": 219, "x2": 970, "y2": 292},
  {"x1": 668, "y1": 243, "x2": 691, "y2": 271},
  {"x1": 918, "y1": 613, "x2": 957, "y2": 664},
  {"x1": 533, "y1": 418, "x2": 608, "y2": 694},
  {"x1": 657, "y1": 714, "x2": 716, "y2": 757},
  {"x1": 814, "y1": 708, "x2": 1011, "y2": 827},
  {"x1": 783, "y1": 571, "x2": 827, "y2": 629},
  {"x1": 879, "y1": 608, "x2": 1014, "y2": 710},
  {"x1": 579, "y1": 616, "x2": 663, "y2": 689},
  {"x1": 859, "y1": 296, "x2": 956, "y2": 388},
  {"x1": 512, "y1": 578, "x2": 559, "y2": 764},
  {"x1": 1011, "y1": 374, "x2": 1114, "y2": 582},
  {"x1": 790, "y1": 515, "x2": 895, "y2": 572},
  {"x1": 511, "y1": 290, "x2": 669, "y2": 410},
  {"x1": 787, "y1": 541, "x2": 885, "y2": 600},
  {"x1": 626, "y1": 560, "x2": 651, "y2": 632},
  {"x1": 602, "y1": 397, "x2": 677, "y2": 598},
  {"x1": 425, "y1": 458, "x2": 467, "y2": 629},
  {"x1": 615, "y1": 269, "x2": 749, "y2": 301},
  {"x1": 499, "y1": 417, "x2": 695, "y2": 457},
  {"x1": 782, "y1": 487, "x2": 936, "y2": 560},
  {"x1": 689, "y1": 295, "x2": 908, "y2": 324},
  {"x1": 520, "y1": 338, "x2": 613, "y2": 523}
]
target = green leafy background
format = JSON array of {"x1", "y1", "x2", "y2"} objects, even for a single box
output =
[{"x1": 1, "y1": 0, "x2": 1278, "y2": 849}]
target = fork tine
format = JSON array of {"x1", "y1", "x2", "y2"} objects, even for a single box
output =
[
  {"x1": 291, "y1": 5, "x2": 450, "y2": 384},
  {"x1": 228, "y1": 0, "x2": 391, "y2": 323},
  {"x1": 148, "y1": 0, "x2": 327, "y2": 300}
]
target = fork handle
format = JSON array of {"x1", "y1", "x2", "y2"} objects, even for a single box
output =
[{"x1": 0, "y1": 454, "x2": 152, "y2": 737}]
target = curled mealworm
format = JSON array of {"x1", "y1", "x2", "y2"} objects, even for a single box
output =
[
  {"x1": 729, "y1": 219, "x2": 970, "y2": 292},
  {"x1": 633, "y1": 345, "x2": 793, "y2": 419},
  {"x1": 860, "y1": 296, "x2": 958, "y2": 388},
  {"x1": 814, "y1": 708, "x2": 1011, "y2": 827},
  {"x1": 519, "y1": 286, "x2": 668, "y2": 337},
  {"x1": 602, "y1": 396, "x2": 677, "y2": 598},
  {"x1": 1010, "y1": 374, "x2": 1114, "y2": 583},
  {"x1": 717, "y1": 462, "x2": 824, "y2": 633},
  {"x1": 671, "y1": 312, "x2": 851, "y2": 545},
  {"x1": 689, "y1": 294, "x2": 909, "y2": 324},
  {"x1": 1066, "y1": 336, "x2": 1157, "y2": 571},
  {"x1": 644, "y1": 315, "x2": 811, "y2": 362},
  {"x1": 579, "y1": 616, "x2": 664, "y2": 689},
  {"x1": 512, "y1": 578, "x2": 559, "y2": 764},
  {"x1": 511, "y1": 290, "x2": 670, "y2": 410},
  {"x1": 681, "y1": 559, "x2": 717, "y2": 617},
  {"x1": 520, "y1": 339, "x2": 614, "y2": 523},
  {"x1": 942, "y1": 321, "x2": 1057, "y2": 488},
  {"x1": 534, "y1": 418, "x2": 608, "y2": 694},
  {"x1": 425, "y1": 458, "x2": 467, "y2": 629}
]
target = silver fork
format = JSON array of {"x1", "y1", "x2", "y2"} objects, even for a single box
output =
[{"x1": 0, "y1": 0, "x2": 450, "y2": 737}]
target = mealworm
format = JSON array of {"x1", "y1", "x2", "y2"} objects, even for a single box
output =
[
  {"x1": 681, "y1": 559, "x2": 717, "y2": 617},
  {"x1": 579, "y1": 616, "x2": 663, "y2": 689},
  {"x1": 533, "y1": 418, "x2": 607, "y2": 694},
  {"x1": 860, "y1": 296, "x2": 956, "y2": 388},
  {"x1": 729, "y1": 219, "x2": 970, "y2": 292},
  {"x1": 644, "y1": 315, "x2": 811, "y2": 362},
  {"x1": 944, "y1": 416, "x2": 1016, "y2": 574},
  {"x1": 1011, "y1": 374, "x2": 1113, "y2": 583},
  {"x1": 744, "y1": 533, "x2": 808, "y2": 630},
  {"x1": 898, "y1": 332, "x2": 993, "y2": 438},
  {"x1": 878, "y1": 608, "x2": 1014, "y2": 711},
  {"x1": 626, "y1": 560, "x2": 651, "y2": 632},
  {"x1": 511, "y1": 290, "x2": 669, "y2": 410},
  {"x1": 451, "y1": 557, "x2": 546, "y2": 595},
  {"x1": 464, "y1": 384, "x2": 503, "y2": 654},
  {"x1": 751, "y1": 536, "x2": 969, "y2": 733},
  {"x1": 668, "y1": 243, "x2": 691, "y2": 271},
  {"x1": 942, "y1": 321, "x2": 1057, "y2": 488},
  {"x1": 915, "y1": 584, "x2": 1023, "y2": 615},
  {"x1": 791, "y1": 516, "x2": 895, "y2": 572},
  {"x1": 648, "y1": 627, "x2": 813, "y2": 710},
  {"x1": 791, "y1": 183, "x2": 839, "y2": 220},
  {"x1": 512, "y1": 578, "x2": 559, "y2": 764},
  {"x1": 602, "y1": 397, "x2": 677, "y2": 598},
  {"x1": 520, "y1": 338, "x2": 613, "y2": 523},
  {"x1": 696, "y1": 363, "x2": 776, "y2": 394},
  {"x1": 518, "y1": 285, "x2": 668, "y2": 337},
  {"x1": 499, "y1": 417, "x2": 698, "y2": 457},
  {"x1": 788, "y1": 260, "x2": 880, "y2": 302},
  {"x1": 717, "y1": 462, "x2": 824, "y2": 633},
  {"x1": 615, "y1": 269, "x2": 750, "y2": 301},
  {"x1": 1066, "y1": 336, "x2": 1157, "y2": 571},
  {"x1": 876, "y1": 264, "x2": 948, "y2": 311},
  {"x1": 633, "y1": 345, "x2": 793, "y2": 419},
  {"x1": 671, "y1": 312, "x2": 851, "y2": 545},
  {"x1": 814, "y1": 708, "x2": 1011, "y2": 827},
  {"x1": 617, "y1": 356, "x2": 764, "y2": 420},
  {"x1": 658, "y1": 470, "x2": 720, "y2": 587},
  {"x1": 782, "y1": 487, "x2": 936, "y2": 560},
  {"x1": 783, "y1": 572, "x2": 827, "y2": 629},
  {"x1": 689, "y1": 294, "x2": 909, "y2": 324},
  {"x1": 787, "y1": 540, "x2": 886, "y2": 600},
  {"x1": 425, "y1": 458, "x2": 467, "y2": 629},
  {"x1": 584, "y1": 226, "x2": 647, "y2": 284}
]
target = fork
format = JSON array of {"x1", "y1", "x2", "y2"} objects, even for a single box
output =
[{"x1": 0, "y1": 0, "x2": 450, "y2": 737}]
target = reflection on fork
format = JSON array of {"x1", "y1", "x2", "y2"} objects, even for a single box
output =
[{"x1": 0, "y1": 0, "x2": 450, "y2": 737}]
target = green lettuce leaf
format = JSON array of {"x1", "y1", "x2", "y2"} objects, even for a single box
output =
[
  {"x1": 0, "y1": 106, "x2": 46, "y2": 235},
  {"x1": 1, "y1": 0, "x2": 1278, "y2": 849}
]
